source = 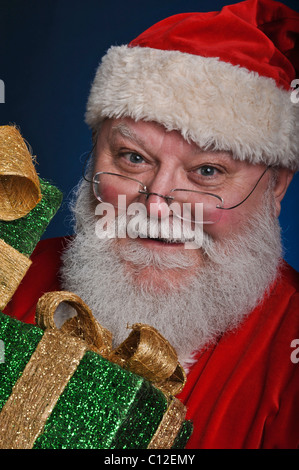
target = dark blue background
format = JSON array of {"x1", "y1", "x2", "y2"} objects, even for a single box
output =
[{"x1": 0, "y1": 0, "x2": 298, "y2": 270}]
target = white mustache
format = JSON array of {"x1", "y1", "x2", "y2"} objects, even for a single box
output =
[{"x1": 95, "y1": 205, "x2": 203, "y2": 247}]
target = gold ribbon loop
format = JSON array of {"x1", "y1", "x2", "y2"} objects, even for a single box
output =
[
  {"x1": 0, "y1": 126, "x2": 41, "y2": 221},
  {"x1": 35, "y1": 291, "x2": 113, "y2": 358},
  {"x1": 109, "y1": 323, "x2": 186, "y2": 396}
]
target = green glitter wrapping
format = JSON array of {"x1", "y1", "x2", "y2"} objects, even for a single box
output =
[
  {"x1": 0, "y1": 311, "x2": 44, "y2": 411},
  {"x1": 34, "y1": 351, "x2": 167, "y2": 449},
  {"x1": 109, "y1": 378, "x2": 167, "y2": 449},
  {"x1": 0, "y1": 312, "x2": 192, "y2": 449},
  {"x1": 0, "y1": 178, "x2": 63, "y2": 256}
]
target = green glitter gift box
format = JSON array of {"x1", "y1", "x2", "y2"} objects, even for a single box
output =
[{"x1": 0, "y1": 305, "x2": 192, "y2": 449}]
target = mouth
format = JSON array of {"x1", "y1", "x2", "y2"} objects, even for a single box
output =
[{"x1": 136, "y1": 235, "x2": 187, "y2": 247}]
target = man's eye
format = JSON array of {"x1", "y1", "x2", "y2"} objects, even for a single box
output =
[
  {"x1": 123, "y1": 152, "x2": 145, "y2": 164},
  {"x1": 196, "y1": 166, "x2": 218, "y2": 177}
]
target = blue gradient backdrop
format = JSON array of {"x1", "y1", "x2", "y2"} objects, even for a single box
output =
[{"x1": 0, "y1": 0, "x2": 298, "y2": 270}]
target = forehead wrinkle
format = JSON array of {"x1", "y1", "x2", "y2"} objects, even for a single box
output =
[
  {"x1": 109, "y1": 122, "x2": 234, "y2": 164},
  {"x1": 110, "y1": 123, "x2": 204, "y2": 166}
]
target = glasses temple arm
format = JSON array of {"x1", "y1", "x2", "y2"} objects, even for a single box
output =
[{"x1": 217, "y1": 166, "x2": 270, "y2": 210}]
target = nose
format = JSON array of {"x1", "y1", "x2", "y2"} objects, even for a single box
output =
[
  {"x1": 142, "y1": 192, "x2": 174, "y2": 219},
  {"x1": 140, "y1": 169, "x2": 176, "y2": 219}
]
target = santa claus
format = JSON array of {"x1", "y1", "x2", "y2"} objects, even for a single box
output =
[{"x1": 5, "y1": 0, "x2": 299, "y2": 449}]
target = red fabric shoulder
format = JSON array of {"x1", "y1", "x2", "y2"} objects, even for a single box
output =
[
  {"x1": 179, "y1": 261, "x2": 299, "y2": 449},
  {"x1": 3, "y1": 236, "x2": 71, "y2": 324}
]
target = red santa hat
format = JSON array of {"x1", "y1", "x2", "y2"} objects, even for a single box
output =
[{"x1": 85, "y1": 0, "x2": 299, "y2": 171}]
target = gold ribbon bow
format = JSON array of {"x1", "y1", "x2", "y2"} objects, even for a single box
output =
[
  {"x1": 35, "y1": 291, "x2": 186, "y2": 397},
  {"x1": 0, "y1": 126, "x2": 42, "y2": 310}
]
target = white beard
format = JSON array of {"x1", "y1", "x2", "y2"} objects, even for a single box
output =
[{"x1": 58, "y1": 178, "x2": 282, "y2": 371}]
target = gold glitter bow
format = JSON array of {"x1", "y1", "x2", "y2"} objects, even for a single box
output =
[
  {"x1": 0, "y1": 126, "x2": 43, "y2": 310},
  {"x1": 35, "y1": 291, "x2": 186, "y2": 397},
  {"x1": 0, "y1": 126, "x2": 41, "y2": 221},
  {"x1": 109, "y1": 324, "x2": 186, "y2": 396}
]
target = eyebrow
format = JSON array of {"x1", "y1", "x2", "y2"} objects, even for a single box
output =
[{"x1": 110, "y1": 123, "x2": 146, "y2": 148}]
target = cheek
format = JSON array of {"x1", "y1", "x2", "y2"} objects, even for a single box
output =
[
  {"x1": 96, "y1": 185, "x2": 120, "y2": 206},
  {"x1": 94, "y1": 185, "x2": 125, "y2": 207},
  {"x1": 203, "y1": 207, "x2": 248, "y2": 240}
]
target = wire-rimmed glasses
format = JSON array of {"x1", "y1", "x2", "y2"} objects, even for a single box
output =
[{"x1": 91, "y1": 167, "x2": 269, "y2": 224}]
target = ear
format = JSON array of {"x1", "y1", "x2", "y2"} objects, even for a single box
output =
[{"x1": 272, "y1": 168, "x2": 294, "y2": 217}]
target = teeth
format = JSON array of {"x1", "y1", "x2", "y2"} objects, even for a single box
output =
[{"x1": 132, "y1": 231, "x2": 195, "y2": 244}]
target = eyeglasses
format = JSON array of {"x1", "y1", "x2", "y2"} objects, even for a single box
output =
[{"x1": 90, "y1": 167, "x2": 269, "y2": 224}]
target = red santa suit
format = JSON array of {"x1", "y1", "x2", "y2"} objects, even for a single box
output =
[
  {"x1": 2, "y1": 0, "x2": 299, "y2": 452},
  {"x1": 3, "y1": 236, "x2": 299, "y2": 449}
]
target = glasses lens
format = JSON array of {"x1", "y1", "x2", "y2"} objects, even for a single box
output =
[
  {"x1": 93, "y1": 173, "x2": 143, "y2": 207},
  {"x1": 169, "y1": 190, "x2": 223, "y2": 224}
]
